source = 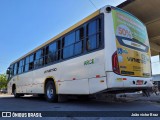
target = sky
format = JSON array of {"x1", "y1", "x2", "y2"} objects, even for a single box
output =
[{"x1": 0, "y1": 0, "x2": 159, "y2": 75}]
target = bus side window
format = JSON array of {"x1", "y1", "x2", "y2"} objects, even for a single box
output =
[
  {"x1": 97, "y1": 18, "x2": 101, "y2": 48},
  {"x1": 57, "y1": 40, "x2": 61, "y2": 60},
  {"x1": 25, "y1": 56, "x2": 29, "y2": 72},
  {"x1": 18, "y1": 59, "x2": 24, "y2": 74},
  {"x1": 45, "y1": 42, "x2": 57, "y2": 64},
  {"x1": 86, "y1": 18, "x2": 101, "y2": 51},
  {"x1": 18, "y1": 61, "x2": 21, "y2": 74},
  {"x1": 75, "y1": 27, "x2": 84, "y2": 55},
  {"x1": 29, "y1": 54, "x2": 34, "y2": 70},
  {"x1": 13, "y1": 63, "x2": 17, "y2": 75},
  {"x1": 62, "y1": 32, "x2": 75, "y2": 59},
  {"x1": 34, "y1": 50, "x2": 40, "y2": 68},
  {"x1": 45, "y1": 46, "x2": 49, "y2": 64},
  {"x1": 17, "y1": 62, "x2": 19, "y2": 74},
  {"x1": 22, "y1": 59, "x2": 25, "y2": 73},
  {"x1": 10, "y1": 65, "x2": 14, "y2": 77}
]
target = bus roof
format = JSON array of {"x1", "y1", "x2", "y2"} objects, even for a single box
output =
[{"x1": 11, "y1": 10, "x2": 100, "y2": 64}]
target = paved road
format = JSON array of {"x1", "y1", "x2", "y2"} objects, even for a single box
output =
[{"x1": 0, "y1": 94, "x2": 160, "y2": 120}]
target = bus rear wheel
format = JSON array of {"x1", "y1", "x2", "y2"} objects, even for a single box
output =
[{"x1": 45, "y1": 81, "x2": 58, "y2": 102}]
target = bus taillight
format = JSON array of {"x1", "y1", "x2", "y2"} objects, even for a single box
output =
[{"x1": 112, "y1": 51, "x2": 120, "y2": 74}]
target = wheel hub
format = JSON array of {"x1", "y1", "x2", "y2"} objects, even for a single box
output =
[{"x1": 47, "y1": 85, "x2": 53, "y2": 99}]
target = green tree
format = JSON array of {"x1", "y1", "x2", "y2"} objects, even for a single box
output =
[{"x1": 0, "y1": 74, "x2": 7, "y2": 89}]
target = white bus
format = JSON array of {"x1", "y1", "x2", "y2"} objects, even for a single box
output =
[{"x1": 6, "y1": 6, "x2": 153, "y2": 102}]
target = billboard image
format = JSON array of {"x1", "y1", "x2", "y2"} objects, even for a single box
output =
[{"x1": 112, "y1": 8, "x2": 151, "y2": 77}]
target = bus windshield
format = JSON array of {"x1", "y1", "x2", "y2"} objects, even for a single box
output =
[{"x1": 112, "y1": 7, "x2": 151, "y2": 77}]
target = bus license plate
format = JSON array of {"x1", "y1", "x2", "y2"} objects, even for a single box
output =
[{"x1": 136, "y1": 80, "x2": 143, "y2": 85}]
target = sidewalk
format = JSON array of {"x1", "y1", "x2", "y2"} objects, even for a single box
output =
[
  {"x1": 117, "y1": 92, "x2": 160, "y2": 103},
  {"x1": 138, "y1": 94, "x2": 160, "y2": 102},
  {"x1": 0, "y1": 94, "x2": 13, "y2": 98}
]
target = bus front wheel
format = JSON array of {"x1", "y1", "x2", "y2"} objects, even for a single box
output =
[
  {"x1": 13, "y1": 86, "x2": 20, "y2": 98},
  {"x1": 45, "y1": 81, "x2": 58, "y2": 102}
]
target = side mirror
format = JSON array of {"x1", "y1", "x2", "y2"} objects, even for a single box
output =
[{"x1": 6, "y1": 69, "x2": 10, "y2": 74}]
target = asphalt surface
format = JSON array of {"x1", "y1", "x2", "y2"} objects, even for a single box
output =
[{"x1": 0, "y1": 94, "x2": 160, "y2": 120}]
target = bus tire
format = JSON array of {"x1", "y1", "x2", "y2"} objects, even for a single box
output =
[
  {"x1": 13, "y1": 86, "x2": 20, "y2": 98},
  {"x1": 45, "y1": 81, "x2": 58, "y2": 102}
]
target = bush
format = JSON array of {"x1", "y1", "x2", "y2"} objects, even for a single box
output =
[{"x1": 0, "y1": 74, "x2": 7, "y2": 89}]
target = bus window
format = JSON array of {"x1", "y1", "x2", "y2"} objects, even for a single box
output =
[
  {"x1": 13, "y1": 63, "x2": 17, "y2": 75},
  {"x1": 74, "y1": 42, "x2": 83, "y2": 55},
  {"x1": 97, "y1": 18, "x2": 101, "y2": 47},
  {"x1": 62, "y1": 32, "x2": 75, "y2": 59},
  {"x1": 87, "y1": 35, "x2": 97, "y2": 50},
  {"x1": 18, "y1": 62, "x2": 21, "y2": 74},
  {"x1": 76, "y1": 28, "x2": 84, "y2": 42},
  {"x1": 34, "y1": 49, "x2": 44, "y2": 68},
  {"x1": 9, "y1": 65, "x2": 14, "y2": 78},
  {"x1": 57, "y1": 40, "x2": 61, "y2": 60},
  {"x1": 18, "y1": 59, "x2": 24, "y2": 74},
  {"x1": 45, "y1": 42, "x2": 57, "y2": 64},
  {"x1": 75, "y1": 28, "x2": 84, "y2": 55},
  {"x1": 86, "y1": 19, "x2": 101, "y2": 51},
  {"x1": 87, "y1": 20, "x2": 96, "y2": 35},
  {"x1": 25, "y1": 56, "x2": 29, "y2": 72},
  {"x1": 29, "y1": 54, "x2": 34, "y2": 70}
]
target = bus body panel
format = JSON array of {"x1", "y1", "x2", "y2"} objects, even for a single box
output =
[
  {"x1": 59, "y1": 50, "x2": 105, "y2": 81},
  {"x1": 7, "y1": 63, "x2": 62, "y2": 94},
  {"x1": 58, "y1": 79, "x2": 89, "y2": 94},
  {"x1": 106, "y1": 72, "x2": 152, "y2": 89},
  {"x1": 101, "y1": 6, "x2": 124, "y2": 88},
  {"x1": 89, "y1": 77, "x2": 107, "y2": 94},
  {"x1": 8, "y1": 49, "x2": 106, "y2": 95},
  {"x1": 58, "y1": 49, "x2": 106, "y2": 94},
  {"x1": 101, "y1": 7, "x2": 117, "y2": 72}
]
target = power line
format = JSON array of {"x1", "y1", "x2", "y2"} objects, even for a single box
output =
[{"x1": 89, "y1": 0, "x2": 97, "y2": 10}]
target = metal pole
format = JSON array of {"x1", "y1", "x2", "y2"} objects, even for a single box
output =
[{"x1": 159, "y1": 52, "x2": 160, "y2": 62}]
